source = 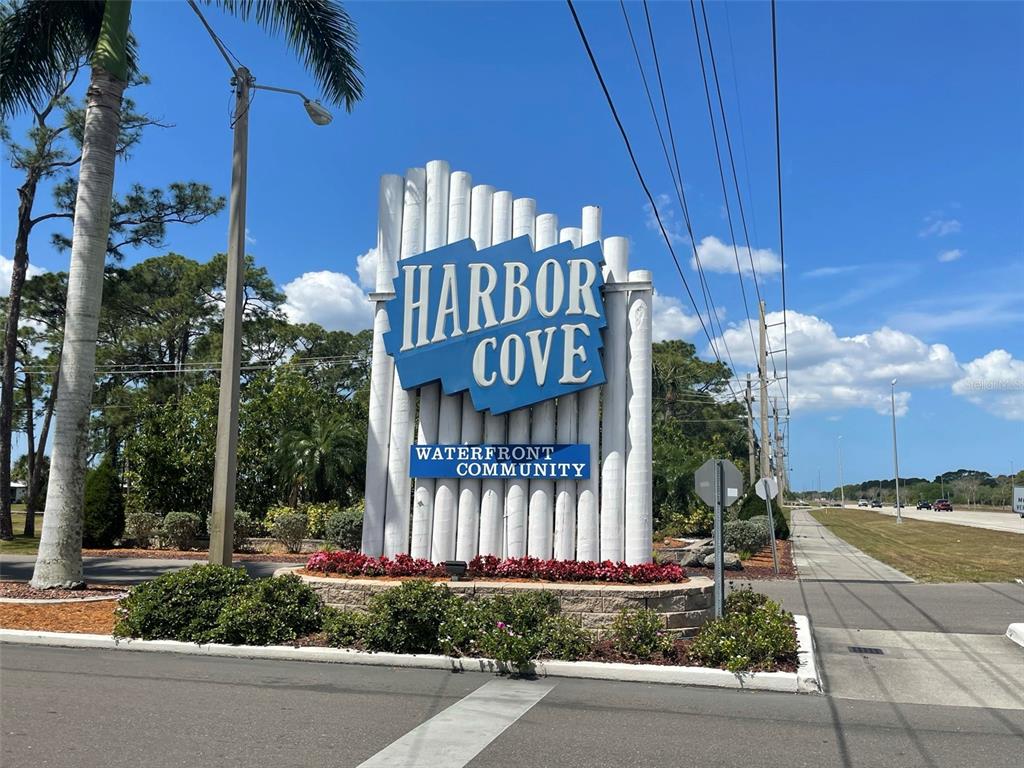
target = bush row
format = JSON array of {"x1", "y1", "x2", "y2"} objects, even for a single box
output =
[
  {"x1": 304, "y1": 551, "x2": 687, "y2": 584},
  {"x1": 119, "y1": 501, "x2": 364, "y2": 552},
  {"x1": 114, "y1": 566, "x2": 797, "y2": 674}
]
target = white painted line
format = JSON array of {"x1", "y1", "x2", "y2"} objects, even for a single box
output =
[
  {"x1": 356, "y1": 678, "x2": 555, "y2": 767},
  {"x1": 1007, "y1": 623, "x2": 1024, "y2": 649}
]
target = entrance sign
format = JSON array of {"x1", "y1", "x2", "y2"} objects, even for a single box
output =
[
  {"x1": 382, "y1": 236, "x2": 607, "y2": 414},
  {"x1": 1014, "y1": 486, "x2": 1024, "y2": 516},
  {"x1": 361, "y1": 160, "x2": 654, "y2": 566},
  {"x1": 409, "y1": 444, "x2": 590, "y2": 480}
]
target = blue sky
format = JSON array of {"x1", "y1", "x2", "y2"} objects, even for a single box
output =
[{"x1": 3, "y1": 0, "x2": 1022, "y2": 489}]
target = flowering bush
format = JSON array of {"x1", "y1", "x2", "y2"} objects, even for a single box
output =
[
  {"x1": 304, "y1": 551, "x2": 685, "y2": 583},
  {"x1": 690, "y1": 590, "x2": 797, "y2": 672},
  {"x1": 610, "y1": 607, "x2": 672, "y2": 659}
]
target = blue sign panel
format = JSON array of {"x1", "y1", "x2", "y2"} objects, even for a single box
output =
[
  {"x1": 409, "y1": 444, "x2": 591, "y2": 479},
  {"x1": 383, "y1": 236, "x2": 606, "y2": 414}
]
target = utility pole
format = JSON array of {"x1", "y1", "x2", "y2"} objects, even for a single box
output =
[
  {"x1": 758, "y1": 300, "x2": 770, "y2": 481},
  {"x1": 890, "y1": 378, "x2": 902, "y2": 523},
  {"x1": 774, "y1": 399, "x2": 786, "y2": 500},
  {"x1": 209, "y1": 66, "x2": 250, "y2": 566},
  {"x1": 837, "y1": 436, "x2": 845, "y2": 507},
  {"x1": 745, "y1": 374, "x2": 756, "y2": 485}
]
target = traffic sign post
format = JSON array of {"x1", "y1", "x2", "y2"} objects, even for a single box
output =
[
  {"x1": 695, "y1": 459, "x2": 743, "y2": 617},
  {"x1": 756, "y1": 477, "x2": 780, "y2": 576}
]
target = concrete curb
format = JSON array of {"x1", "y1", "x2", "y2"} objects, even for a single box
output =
[
  {"x1": 0, "y1": 617, "x2": 821, "y2": 694},
  {"x1": 1006, "y1": 623, "x2": 1024, "y2": 649},
  {"x1": 794, "y1": 614, "x2": 822, "y2": 693}
]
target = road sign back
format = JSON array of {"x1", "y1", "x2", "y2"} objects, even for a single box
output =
[
  {"x1": 756, "y1": 476, "x2": 779, "y2": 501},
  {"x1": 695, "y1": 459, "x2": 744, "y2": 508}
]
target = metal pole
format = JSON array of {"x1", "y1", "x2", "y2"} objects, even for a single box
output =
[
  {"x1": 209, "y1": 67, "x2": 250, "y2": 566},
  {"x1": 713, "y1": 460, "x2": 724, "y2": 618},
  {"x1": 891, "y1": 381, "x2": 902, "y2": 524},
  {"x1": 762, "y1": 479, "x2": 779, "y2": 576},
  {"x1": 838, "y1": 436, "x2": 845, "y2": 507}
]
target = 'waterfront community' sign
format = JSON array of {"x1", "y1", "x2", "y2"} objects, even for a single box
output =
[{"x1": 409, "y1": 443, "x2": 590, "y2": 479}]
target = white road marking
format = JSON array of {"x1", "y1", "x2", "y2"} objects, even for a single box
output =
[{"x1": 356, "y1": 677, "x2": 557, "y2": 767}]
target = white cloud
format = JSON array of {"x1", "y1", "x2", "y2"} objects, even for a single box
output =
[
  {"x1": 245, "y1": 228, "x2": 257, "y2": 245},
  {"x1": 652, "y1": 293, "x2": 705, "y2": 342},
  {"x1": 356, "y1": 247, "x2": 378, "y2": 290},
  {"x1": 937, "y1": 249, "x2": 963, "y2": 263},
  {"x1": 643, "y1": 193, "x2": 687, "y2": 244},
  {"x1": 952, "y1": 350, "x2": 1024, "y2": 421},
  {"x1": 692, "y1": 236, "x2": 781, "y2": 275},
  {"x1": 0, "y1": 255, "x2": 46, "y2": 297},
  {"x1": 282, "y1": 270, "x2": 372, "y2": 332},
  {"x1": 802, "y1": 264, "x2": 862, "y2": 279},
  {"x1": 712, "y1": 310, "x2": 961, "y2": 415},
  {"x1": 887, "y1": 290, "x2": 1024, "y2": 334},
  {"x1": 919, "y1": 215, "x2": 961, "y2": 237}
]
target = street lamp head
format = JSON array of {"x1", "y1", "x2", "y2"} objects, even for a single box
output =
[
  {"x1": 891, "y1": 378, "x2": 898, "y2": 387},
  {"x1": 303, "y1": 99, "x2": 333, "y2": 126}
]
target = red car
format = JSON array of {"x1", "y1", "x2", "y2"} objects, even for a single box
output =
[{"x1": 933, "y1": 499, "x2": 952, "y2": 511}]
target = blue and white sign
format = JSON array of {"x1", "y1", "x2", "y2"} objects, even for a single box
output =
[
  {"x1": 409, "y1": 444, "x2": 591, "y2": 479},
  {"x1": 383, "y1": 236, "x2": 607, "y2": 414}
]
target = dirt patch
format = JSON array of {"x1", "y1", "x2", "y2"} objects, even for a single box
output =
[
  {"x1": 0, "y1": 581, "x2": 127, "y2": 600},
  {"x1": 686, "y1": 539, "x2": 797, "y2": 581},
  {"x1": 0, "y1": 600, "x2": 117, "y2": 634}
]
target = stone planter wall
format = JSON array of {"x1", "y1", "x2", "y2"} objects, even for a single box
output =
[{"x1": 280, "y1": 568, "x2": 715, "y2": 638}]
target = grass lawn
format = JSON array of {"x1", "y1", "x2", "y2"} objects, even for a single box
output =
[
  {"x1": 0, "y1": 512, "x2": 42, "y2": 555},
  {"x1": 811, "y1": 507, "x2": 1024, "y2": 583}
]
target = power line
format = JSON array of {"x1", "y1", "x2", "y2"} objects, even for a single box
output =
[
  {"x1": 770, "y1": 0, "x2": 791, "y2": 419},
  {"x1": 565, "y1": 0, "x2": 732, "y2": 390}
]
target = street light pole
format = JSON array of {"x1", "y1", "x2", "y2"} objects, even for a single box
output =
[
  {"x1": 837, "y1": 435, "x2": 845, "y2": 507},
  {"x1": 208, "y1": 67, "x2": 251, "y2": 566},
  {"x1": 890, "y1": 379, "x2": 902, "y2": 524}
]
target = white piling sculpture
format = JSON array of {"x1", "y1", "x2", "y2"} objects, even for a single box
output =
[
  {"x1": 504, "y1": 197, "x2": 536, "y2": 558},
  {"x1": 576, "y1": 206, "x2": 602, "y2": 562},
  {"x1": 381, "y1": 168, "x2": 425, "y2": 557},
  {"x1": 600, "y1": 236, "x2": 629, "y2": 563},
  {"x1": 477, "y1": 191, "x2": 513, "y2": 557},
  {"x1": 362, "y1": 162, "x2": 653, "y2": 565},
  {"x1": 554, "y1": 225, "x2": 583, "y2": 561},
  {"x1": 361, "y1": 174, "x2": 403, "y2": 557},
  {"x1": 410, "y1": 161, "x2": 450, "y2": 559},
  {"x1": 526, "y1": 213, "x2": 559, "y2": 560}
]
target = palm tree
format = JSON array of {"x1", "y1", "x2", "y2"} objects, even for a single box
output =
[
  {"x1": 2, "y1": 0, "x2": 363, "y2": 588},
  {"x1": 276, "y1": 411, "x2": 362, "y2": 506}
]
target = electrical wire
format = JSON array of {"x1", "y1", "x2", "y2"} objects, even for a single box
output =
[{"x1": 770, "y1": 0, "x2": 791, "y2": 419}]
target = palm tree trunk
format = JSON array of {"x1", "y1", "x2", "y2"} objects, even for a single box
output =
[{"x1": 31, "y1": 0, "x2": 130, "y2": 586}]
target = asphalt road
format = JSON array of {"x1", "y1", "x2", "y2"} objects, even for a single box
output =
[
  {"x1": 0, "y1": 554, "x2": 292, "y2": 583},
  {"x1": 3, "y1": 645, "x2": 1023, "y2": 768},
  {"x1": 867, "y1": 504, "x2": 1024, "y2": 534}
]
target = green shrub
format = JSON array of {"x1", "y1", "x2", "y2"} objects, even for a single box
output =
[
  {"x1": 471, "y1": 591, "x2": 569, "y2": 671},
  {"x1": 438, "y1": 598, "x2": 489, "y2": 658},
  {"x1": 322, "y1": 606, "x2": 368, "y2": 647},
  {"x1": 324, "y1": 501, "x2": 364, "y2": 550},
  {"x1": 362, "y1": 580, "x2": 456, "y2": 654},
  {"x1": 690, "y1": 593, "x2": 798, "y2": 672},
  {"x1": 538, "y1": 615, "x2": 591, "y2": 661},
  {"x1": 114, "y1": 564, "x2": 250, "y2": 642},
  {"x1": 82, "y1": 459, "x2": 125, "y2": 548},
  {"x1": 302, "y1": 501, "x2": 339, "y2": 539},
  {"x1": 735, "y1": 491, "x2": 790, "y2": 540},
  {"x1": 161, "y1": 511, "x2": 202, "y2": 550},
  {"x1": 269, "y1": 509, "x2": 308, "y2": 553},
  {"x1": 723, "y1": 518, "x2": 769, "y2": 554},
  {"x1": 725, "y1": 585, "x2": 770, "y2": 615},
  {"x1": 205, "y1": 510, "x2": 264, "y2": 543},
  {"x1": 212, "y1": 574, "x2": 323, "y2": 645},
  {"x1": 610, "y1": 607, "x2": 672, "y2": 659},
  {"x1": 124, "y1": 510, "x2": 161, "y2": 548}
]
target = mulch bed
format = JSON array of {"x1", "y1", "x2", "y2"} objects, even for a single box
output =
[
  {"x1": 81, "y1": 548, "x2": 309, "y2": 562},
  {"x1": 0, "y1": 600, "x2": 116, "y2": 634},
  {"x1": 685, "y1": 540, "x2": 797, "y2": 581},
  {"x1": 0, "y1": 581, "x2": 127, "y2": 600}
]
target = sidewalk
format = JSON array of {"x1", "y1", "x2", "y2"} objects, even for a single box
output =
[
  {"x1": 772, "y1": 509, "x2": 1024, "y2": 711},
  {"x1": 789, "y1": 508, "x2": 914, "y2": 582}
]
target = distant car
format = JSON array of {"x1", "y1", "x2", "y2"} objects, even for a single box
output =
[
  {"x1": 916, "y1": 501, "x2": 931, "y2": 510},
  {"x1": 857, "y1": 499, "x2": 869, "y2": 507},
  {"x1": 933, "y1": 499, "x2": 952, "y2": 511},
  {"x1": 870, "y1": 500, "x2": 883, "y2": 508}
]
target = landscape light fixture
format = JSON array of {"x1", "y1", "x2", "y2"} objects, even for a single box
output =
[{"x1": 444, "y1": 560, "x2": 468, "y2": 581}]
